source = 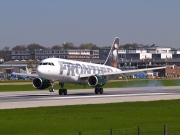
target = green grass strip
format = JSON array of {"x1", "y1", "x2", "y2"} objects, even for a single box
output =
[
  {"x1": 0, "y1": 100, "x2": 180, "y2": 135},
  {"x1": 0, "y1": 79, "x2": 180, "y2": 92}
]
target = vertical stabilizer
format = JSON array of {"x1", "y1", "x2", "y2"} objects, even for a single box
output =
[{"x1": 104, "y1": 37, "x2": 120, "y2": 68}]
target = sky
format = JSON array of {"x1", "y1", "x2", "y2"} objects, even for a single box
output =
[{"x1": 0, "y1": 0, "x2": 180, "y2": 49}]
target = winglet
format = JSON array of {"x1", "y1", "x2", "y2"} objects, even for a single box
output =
[{"x1": 104, "y1": 37, "x2": 120, "y2": 68}]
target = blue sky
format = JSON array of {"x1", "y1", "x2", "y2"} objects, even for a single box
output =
[{"x1": 0, "y1": 0, "x2": 180, "y2": 49}]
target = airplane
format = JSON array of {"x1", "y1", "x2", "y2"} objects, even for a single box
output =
[{"x1": 12, "y1": 37, "x2": 166, "y2": 95}]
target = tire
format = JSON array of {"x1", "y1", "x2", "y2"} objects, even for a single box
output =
[
  {"x1": 59, "y1": 89, "x2": 63, "y2": 95},
  {"x1": 99, "y1": 88, "x2": 103, "y2": 94},
  {"x1": 63, "y1": 89, "x2": 67, "y2": 95},
  {"x1": 95, "y1": 88, "x2": 99, "y2": 94},
  {"x1": 49, "y1": 88, "x2": 53, "y2": 92}
]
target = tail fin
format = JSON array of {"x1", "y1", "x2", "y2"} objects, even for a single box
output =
[{"x1": 104, "y1": 37, "x2": 120, "y2": 68}]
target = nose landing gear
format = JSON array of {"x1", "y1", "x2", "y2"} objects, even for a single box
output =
[{"x1": 49, "y1": 81, "x2": 55, "y2": 92}]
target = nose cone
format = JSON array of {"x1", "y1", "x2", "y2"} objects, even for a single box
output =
[{"x1": 36, "y1": 66, "x2": 47, "y2": 77}]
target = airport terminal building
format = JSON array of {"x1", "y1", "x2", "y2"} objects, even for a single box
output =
[{"x1": 11, "y1": 49, "x2": 99, "y2": 61}]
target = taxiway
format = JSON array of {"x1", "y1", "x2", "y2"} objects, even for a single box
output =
[{"x1": 0, "y1": 86, "x2": 180, "y2": 109}]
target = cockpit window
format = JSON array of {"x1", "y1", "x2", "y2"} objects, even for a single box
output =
[
  {"x1": 40, "y1": 62, "x2": 55, "y2": 66},
  {"x1": 43, "y1": 63, "x2": 48, "y2": 65}
]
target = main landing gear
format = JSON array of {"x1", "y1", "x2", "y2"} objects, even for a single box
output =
[
  {"x1": 59, "y1": 82, "x2": 67, "y2": 95},
  {"x1": 95, "y1": 87, "x2": 103, "y2": 94},
  {"x1": 55, "y1": 82, "x2": 104, "y2": 95}
]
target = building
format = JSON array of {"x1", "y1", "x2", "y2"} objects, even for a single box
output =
[
  {"x1": 138, "y1": 65, "x2": 180, "y2": 78},
  {"x1": 11, "y1": 50, "x2": 35, "y2": 60},
  {"x1": 11, "y1": 49, "x2": 99, "y2": 61},
  {"x1": 99, "y1": 46, "x2": 180, "y2": 60},
  {"x1": 99, "y1": 46, "x2": 180, "y2": 73}
]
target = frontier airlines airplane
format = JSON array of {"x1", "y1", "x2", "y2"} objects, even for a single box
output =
[{"x1": 13, "y1": 37, "x2": 166, "y2": 95}]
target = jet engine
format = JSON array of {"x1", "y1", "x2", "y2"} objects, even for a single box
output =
[
  {"x1": 33, "y1": 78, "x2": 51, "y2": 89},
  {"x1": 88, "y1": 75, "x2": 106, "y2": 87}
]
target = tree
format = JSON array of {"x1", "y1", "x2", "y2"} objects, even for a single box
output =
[
  {"x1": 52, "y1": 45, "x2": 63, "y2": 50},
  {"x1": 27, "y1": 43, "x2": 45, "y2": 50},
  {"x1": 0, "y1": 47, "x2": 11, "y2": 62},
  {"x1": 12, "y1": 45, "x2": 26, "y2": 50},
  {"x1": 79, "y1": 43, "x2": 99, "y2": 50},
  {"x1": 143, "y1": 44, "x2": 150, "y2": 48},
  {"x1": 62, "y1": 42, "x2": 76, "y2": 49},
  {"x1": 79, "y1": 44, "x2": 91, "y2": 49},
  {"x1": 120, "y1": 43, "x2": 149, "y2": 49},
  {"x1": 0, "y1": 51, "x2": 6, "y2": 60},
  {"x1": 2, "y1": 46, "x2": 10, "y2": 51},
  {"x1": 0, "y1": 47, "x2": 10, "y2": 62},
  {"x1": 123, "y1": 44, "x2": 133, "y2": 49},
  {"x1": 90, "y1": 43, "x2": 100, "y2": 50}
]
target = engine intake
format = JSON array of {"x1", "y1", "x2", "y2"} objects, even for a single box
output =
[
  {"x1": 33, "y1": 78, "x2": 51, "y2": 89},
  {"x1": 88, "y1": 75, "x2": 105, "y2": 87}
]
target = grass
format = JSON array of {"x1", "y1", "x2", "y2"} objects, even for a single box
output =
[
  {"x1": 0, "y1": 79, "x2": 180, "y2": 134},
  {"x1": 0, "y1": 80, "x2": 31, "y2": 83},
  {"x1": 0, "y1": 100, "x2": 180, "y2": 135},
  {"x1": 0, "y1": 85, "x2": 34, "y2": 92},
  {"x1": 0, "y1": 78, "x2": 180, "y2": 92}
]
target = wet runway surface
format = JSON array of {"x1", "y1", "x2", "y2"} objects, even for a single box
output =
[{"x1": 0, "y1": 86, "x2": 180, "y2": 109}]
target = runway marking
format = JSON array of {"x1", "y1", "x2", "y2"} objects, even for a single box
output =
[
  {"x1": 0, "y1": 92, "x2": 176, "y2": 103},
  {"x1": 39, "y1": 93, "x2": 172, "y2": 100},
  {"x1": 0, "y1": 92, "x2": 173, "y2": 99}
]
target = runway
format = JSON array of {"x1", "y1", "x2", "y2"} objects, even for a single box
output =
[{"x1": 0, "y1": 86, "x2": 180, "y2": 109}]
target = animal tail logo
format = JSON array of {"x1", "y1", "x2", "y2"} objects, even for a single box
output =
[{"x1": 104, "y1": 37, "x2": 120, "y2": 68}]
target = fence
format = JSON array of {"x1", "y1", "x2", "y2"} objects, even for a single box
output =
[{"x1": 77, "y1": 125, "x2": 180, "y2": 135}]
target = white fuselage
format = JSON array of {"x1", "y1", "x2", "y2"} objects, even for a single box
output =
[{"x1": 36, "y1": 58, "x2": 121, "y2": 84}]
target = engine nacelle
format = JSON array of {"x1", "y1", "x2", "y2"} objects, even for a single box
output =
[
  {"x1": 88, "y1": 75, "x2": 105, "y2": 87},
  {"x1": 33, "y1": 78, "x2": 51, "y2": 90}
]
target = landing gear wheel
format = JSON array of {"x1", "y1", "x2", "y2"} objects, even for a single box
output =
[
  {"x1": 95, "y1": 88, "x2": 98, "y2": 94},
  {"x1": 49, "y1": 88, "x2": 54, "y2": 92},
  {"x1": 59, "y1": 89, "x2": 63, "y2": 95},
  {"x1": 59, "y1": 89, "x2": 68, "y2": 95},
  {"x1": 99, "y1": 88, "x2": 103, "y2": 94},
  {"x1": 58, "y1": 83, "x2": 67, "y2": 95},
  {"x1": 63, "y1": 89, "x2": 67, "y2": 95},
  {"x1": 49, "y1": 81, "x2": 55, "y2": 92},
  {"x1": 94, "y1": 88, "x2": 103, "y2": 94},
  {"x1": 95, "y1": 88, "x2": 99, "y2": 94}
]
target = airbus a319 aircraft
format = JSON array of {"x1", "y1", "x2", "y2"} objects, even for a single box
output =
[{"x1": 13, "y1": 37, "x2": 166, "y2": 95}]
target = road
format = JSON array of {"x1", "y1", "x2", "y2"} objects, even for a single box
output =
[{"x1": 0, "y1": 86, "x2": 180, "y2": 109}]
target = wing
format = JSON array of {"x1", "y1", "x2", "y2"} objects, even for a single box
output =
[{"x1": 79, "y1": 66, "x2": 166, "y2": 80}]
